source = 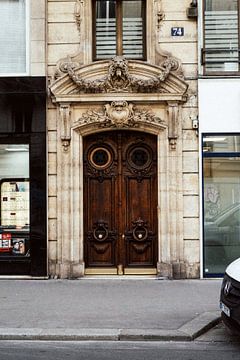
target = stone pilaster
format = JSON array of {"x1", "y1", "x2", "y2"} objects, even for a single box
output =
[{"x1": 56, "y1": 104, "x2": 72, "y2": 278}]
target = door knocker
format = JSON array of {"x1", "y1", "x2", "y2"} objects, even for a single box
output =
[
  {"x1": 132, "y1": 218, "x2": 148, "y2": 241},
  {"x1": 93, "y1": 221, "x2": 109, "y2": 242}
]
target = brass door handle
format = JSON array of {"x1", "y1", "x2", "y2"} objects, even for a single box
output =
[{"x1": 122, "y1": 234, "x2": 125, "y2": 240}]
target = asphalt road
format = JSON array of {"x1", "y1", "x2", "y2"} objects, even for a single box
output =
[
  {"x1": 0, "y1": 340, "x2": 240, "y2": 360},
  {"x1": 0, "y1": 323, "x2": 239, "y2": 360}
]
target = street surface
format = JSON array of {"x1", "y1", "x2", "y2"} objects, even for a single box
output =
[
  {"x1": 0, "y1": 324, "x2": 239, "y2": 360},
  {"x1": 0, "y1": 339, "x2": 239, "y2": 360}
]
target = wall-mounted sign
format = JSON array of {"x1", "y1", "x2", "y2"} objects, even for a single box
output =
[{"x1": 171, "y1": 27, "x2": 184, "y2": 36}]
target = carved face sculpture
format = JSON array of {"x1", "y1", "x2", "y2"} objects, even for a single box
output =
[
  {"x1": 112, "y1": 101, "x2": 129, "y2": 122},
  {"x1": 109, "y1": 56, "x2": 129, "y2": 80},
  {"x1": 105, "y1": 101, "x2": 133, "y2": 127}
]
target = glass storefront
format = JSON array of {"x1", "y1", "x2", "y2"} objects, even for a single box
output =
[
  {"x1": 203, "y1": 135, "x2": 240, "y2": 276},
  {"x1": 0, "y1": 77, "x2": 47, "y2": 276}
]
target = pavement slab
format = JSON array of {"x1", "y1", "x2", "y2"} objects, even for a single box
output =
[
  {"x1": 0, "y1": 313, "x2": 221, "y2": 341},
  {"x1": 0, "y1": 278, "x2": 222, "y2": 341}
]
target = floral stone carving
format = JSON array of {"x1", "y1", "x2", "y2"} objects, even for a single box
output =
[{"x1": 78, "y1": 101, "x2": 164, "y2": 129}]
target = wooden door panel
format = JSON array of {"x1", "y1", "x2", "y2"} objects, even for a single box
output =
[
  {"x1": 126, "y1": 239, "x2": 154, "y2": 265},
  {"x1": 83, "y1": 131, "x2": 157, "y2": 270},
  {"x1": 85, "y1": 178, "x2": 117, "y2": 267},
  {"x1": 124, "y1": 177, "x2": 156, "y2": 266},
  {"x1": 122, "y1": 132, "x2": 157, "y2": 268},
  {"x1": 87, "y1": 236, "x2": 116, "y2": 266},
  {"x1": 88, "y1": 178, "x2": 115, "y2": 226},
  {"x1": 125, "y1": 178, "x2": 152, "y2": 224},
  {"x1": 83, "y1": 134, "x2": 118, "y2": 267}
]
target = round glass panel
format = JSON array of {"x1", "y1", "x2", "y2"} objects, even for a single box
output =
[
  {"x1": 131, "y1": 149, "x2": 148, "y2": 167},
  {"x1": 128, "y1": 146, "x2": 152, "y2": 169},
  {"x1": 89, "y1": 147, "x2": 112, "y2": 169}
]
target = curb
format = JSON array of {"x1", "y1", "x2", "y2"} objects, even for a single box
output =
[
  {"x1": 178, "y1": 311, "x2": 221, "y2": 340},
  {"x1": 0, "y1": 312, "x2": 221, "y2": 342}
]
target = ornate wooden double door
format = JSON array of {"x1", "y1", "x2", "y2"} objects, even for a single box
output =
[{"x1": 83, "y1": 131, "x2": 158, "y2": 273}]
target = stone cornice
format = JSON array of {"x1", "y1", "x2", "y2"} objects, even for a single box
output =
[
  {"x1": 50, "y1": 57, "x2": 188, "y2": 104},
  {"x1": 51, "y1": 93, "x2": 187, "y2": 104}
]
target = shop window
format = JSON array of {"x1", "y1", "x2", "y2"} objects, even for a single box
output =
[
  {"x1": 0, "y1": 77, "x2": 46, "y2": 276},
  {"x1": 202, "y1": 0, "x2": 240, "y2": 74},
  {"x1": 92, "y1": 0, "x2": 146, "y2": 60},
  {"x1": 0, "y1": 145, "x2": 29, "y2": 258},
  {"x1": 203, "y1": 135, "x2": 240, "y2": 277},
  {"x1": 0, "y1": 0, "x2": 27, "y2": 75}
]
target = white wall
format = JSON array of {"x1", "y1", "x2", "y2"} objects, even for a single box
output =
[{"x1": 199, "y1": 79, "x2": 240, "y2": 133}]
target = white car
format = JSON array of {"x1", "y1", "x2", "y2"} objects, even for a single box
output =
[{"x1": 220, "y1": 258, "x2": 240, "y2": 334}]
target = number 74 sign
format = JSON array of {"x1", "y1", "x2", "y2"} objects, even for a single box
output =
[{"x1": 171, "y1": 27, "x2": 184, "y2": 36}]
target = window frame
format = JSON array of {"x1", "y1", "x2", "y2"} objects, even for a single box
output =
[
  {"x1": 202, "y1": 133, "x2": 240, "y2": 278},
  {"x1": 92, "y1": 0, "x2": 146, "y2": 61},
  {"x1": 0, "y1": 0, "x2": 30, "y2": 77},
  {"x1": 202, "y1": 0, "x2": 240, "y2": 76}
]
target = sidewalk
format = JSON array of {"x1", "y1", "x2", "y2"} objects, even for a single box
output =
[{"x1": 0, "y1": 278, "x2": 222, "y2": 341}]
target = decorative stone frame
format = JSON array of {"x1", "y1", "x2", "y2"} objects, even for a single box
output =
[
  {"x1": 49, "y1": 57, "x2": 188, "y2": 278},
  {"x1": 73, "y1": 0, "x2": 156, "y2": 65}
]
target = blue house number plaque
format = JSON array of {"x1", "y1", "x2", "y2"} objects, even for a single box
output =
[{"x1": 171, "y1": 27, "x2": 184, "y2": 36}]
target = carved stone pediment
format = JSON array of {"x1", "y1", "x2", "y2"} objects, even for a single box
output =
[{"x1": 50, "y1": 56, "x2": 188, "y2": 102}]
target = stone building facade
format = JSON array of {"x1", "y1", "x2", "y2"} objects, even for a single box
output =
[{"x1": 47, "y1": 0, "x2": 199, "y2": 279}]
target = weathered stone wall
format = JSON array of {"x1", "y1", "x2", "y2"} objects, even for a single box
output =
[
  {"x1": 47, "y1": 1, "x2": 79, "y2": 278},
  {"x1": 47, "y1": 0, "x2": 199, "y2": 278},
  {"x1": 157, "y1": 0, "x2": 199, "y2": 278}
]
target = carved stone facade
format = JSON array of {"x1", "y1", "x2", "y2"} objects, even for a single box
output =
[{"x1": 47, "y1": 0, "x2": 199, "y2": 279}]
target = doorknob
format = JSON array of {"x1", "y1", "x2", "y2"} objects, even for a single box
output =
[{"x1": 122, "y1": 234, "x2": 125, "y2": 240}]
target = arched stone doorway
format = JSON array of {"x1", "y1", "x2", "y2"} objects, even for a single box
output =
[{"x1": 49, "y1": 56, "x2": 189, "y2": 278}]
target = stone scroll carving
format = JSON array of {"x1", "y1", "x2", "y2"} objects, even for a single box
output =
[
  {"x1": 154, "y1": 0, "x2": 184, "y2": 78},
  {"x1": 77, "y1": 101, "x2": 165, "y2": 130},
  {"x1": 155, "y1": 0, "x2": 164, "y2": 29},
  {"x1": 74, "y1": 0, "x2": 84, "y2": 32},
  {"x1": 167, "y1": 102, "x2": 179, "y2": 150},
  {"x1": 66, "y1": 56, "x2": 177, "y2": 93}
]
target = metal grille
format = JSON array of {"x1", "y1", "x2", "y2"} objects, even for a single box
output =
[{"x1": 222, "y1": 275, "x2": 240, "y2": 308}]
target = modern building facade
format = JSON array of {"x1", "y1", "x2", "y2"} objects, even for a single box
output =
[
  {"x1": 1, "y1": 0, "x2": 238, "y2": 279},
  {"x1": 199, "y1": 0, "x2": 240, "y2": 277}
]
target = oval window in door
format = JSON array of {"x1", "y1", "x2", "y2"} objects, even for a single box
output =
[
  {"x1": 89, "y1": 147, "x2": 112, "y2": 170},
  {"x1": 127, "y1": 146, "x2": 152, "y2": 170}
]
